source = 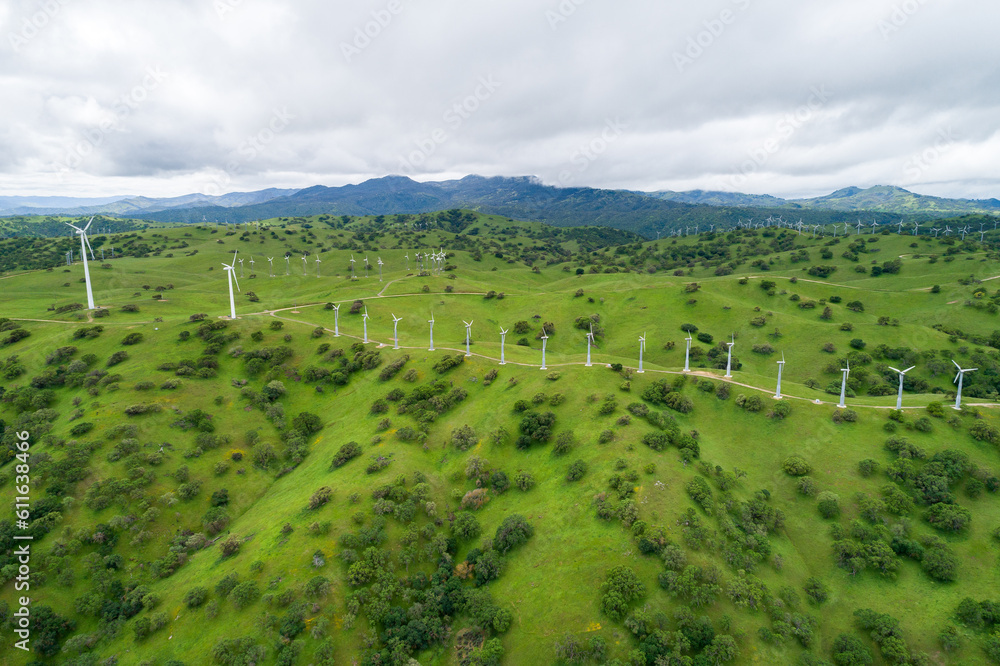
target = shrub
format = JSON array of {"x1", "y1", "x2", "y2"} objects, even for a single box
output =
[
  {"x1": 494, "y1": 514, "x2": 533, "y2": 554},
  {"x1": 452, "y1": 425, "x2": 478, "y2": 451},
  {"x1": 924, "y1": 503, "x2": 972, "y2": 533},
  {"x1": 121, "y1": 332, "x2": 144, "y2": 346},
  {"x1": 817, "y1": 492, "x2": 840, "y2": 519},
  {"x1": 184, "y1": 586, "x2": 209, "y2": 608},
  {"x1": 453, "y1": 512, "x2": 482, "y2": 541},
  {"x1": 107, "y1": 350, "x2": 129, "y2": 366},
  {"x1": 308, "y1": 486, "x2": 333, "y2": 510},
  {"x1": 566, "y1": 460, "x2": 588, "y2": 482},
  {"x1": 803, "y1": 578, "x2": 828, "y2": 605},
  {"x1": 858, "y1": 459, "x2": 880, "y2": 477},
  {"x1": 514, "y1": 470, "x2": 535, "y2": 491},
  {"x1": 331, "y1": 441, "x2": 362, "y2": 468}
]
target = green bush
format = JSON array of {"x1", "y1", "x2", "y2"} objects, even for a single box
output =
[{"x1": 782, "y1": 456, "x2": 812, "y2": 476}]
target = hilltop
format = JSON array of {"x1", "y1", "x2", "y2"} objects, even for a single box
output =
[{"x1": 3, "y1": 212, "x2": 1000, "y2": 665}]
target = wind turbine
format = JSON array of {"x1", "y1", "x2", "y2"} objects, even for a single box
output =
[
  {"x1": 637, "y1": 333, "x2": 646, "y2": 374},
  {"x1": 362, "y1": 307, "x2": 370, "y2": 343},
  {"x1": 428, "y1": 314, "x2": 435, "y2": 351},
  {"x1": 585, "y1": 323, "x2": 594, "y2": 367},
  {"x1": 684, "y1": 333, "x2": 692, "y2": 372},
  {"x1": 302, "y1": 255, "x2": 308, "y2": 276},
  {"x1": 221, "y1": 250, "x2": 240, "y2": 320},
  {"x1": 855, "y1": 220, "x2": 863, "y2": 235},
  {"x1": 238, "y1": 257, "x2": 245, "y2": 278},
  {"x1": 463, "y1": 320, "x2": 473, "y2": 357},
  {"x1": 952, "y1": 360, "x2": 977, "y2": 410},
  {"x1": 249, "y1": 256, "x2": 255, "y2": 274},
  {"x1": 66, "y1": 217, "x2": 96, "y2": 309},
  {"x1": 499, "y1": 326, "x2": 508, "y2": 365},
  {"x1": 332, "y1": 304, "x2": 340, "y2": 336},
  {"x1": 364, "y1": 255, "x2": 370, "y2": 278},
  {"x1": 888, "y1": 365, "x2": 916, "y2": 410},
  {"x1": 377, "y1": 257, "x2": 384, "y2": 282},
  {"x1": 267, "y1": 257, "x2": 274, "y2": 277},
  {"x1": 838, "y1": 360, "x2": 850, "y2": 408},
  {"x1": 405, "y1": 253, "x2": 410, "y2": 271},
  {"x1": 315, "y1": 256, "x2": 322, "y2": 277},
  {"x1": 391, "y1": 313, "x2": 402, "y2": 349},
  {"x1": 871, "y1": 219, "x2": 879, "y2": 235},
  {"x1": 775, "y1": 352, "x2": 785, "y2": 399},
  {"x1": 724, "y1": 334, "x2": 735, "y2": 378},
  {"x1": 349, "y1": 255, "x2": 356, "y2": 279},
  {"x1": 540, "y1": 330, "x2": 548, "y2": 370},
  {"x1": 285, "y1": 254, "x2": 290, "y2": 275}
]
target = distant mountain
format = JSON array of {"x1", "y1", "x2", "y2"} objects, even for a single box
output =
[
  {"x1": 645, "y1": 189, "x2": 788, "y2": 208},
  {"x1": 0, "y1": 188, "x2": 298, "y2": 217},
  {"x1": 789, "y1": 185, "x2": 1000, "y2": 216},
  {"x1": 122, "y1": 175, "x2": 901, "y2": 237},
  {"x1": 648, "y1": 185, "x2": 1000, "y2": 218}
]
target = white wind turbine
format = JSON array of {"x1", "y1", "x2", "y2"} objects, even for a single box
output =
[
  {"x1": 284, "y1": 254, "x2": 290, "y2": 275},
  {"x1": 364, "y1": 255, "x2": 370, "y2": 278},
  {"x1": 952, "y1": 360, "x2": 977, "y2": 410},
  {"x1": 363, "y1": 307, "x2": 370, "y2": 343},
  {"x1": 221, "y1": 250, "x2": 240, "y2": 319},
  {"x1": 888, "y1": 365, "x2": 916, "y2": 410},
  {"x1": 66, "y1": 216, "x2": 96, "y2": 309},
  {"x1": 775, "y1": 352, "x2": 785, "y2": 399},
  {"x1": 499, "y1": 326, "x2": 508, "y2": 365},
  {"x1": 463, "y1": 320, "x2": 473, "y2": 357},
  {"x1": 405, "y1": 253, "x2": 410, "y2": 271},
  {"x1": 349, "y1": 255, "x2": 356, "y2": 279},
  {"x1": 377, "y1": 257, "x2": 384, "y2": 281},
  {"x1": 585, "y1": 323, "x2": 594, "y2": 367},
  {"x1": 315, "y1": 256, "x2": 322, "y2": 277},
  {"x1": 301, "y1": 255, "x2": 308, "y2": 276},
  {"x1": 540, "y1": 329, "x2": 549, "y2": 370},
  {"x1": 684, "y1": 333, "x2": 692, "y2": 372},
  {"x1": 249, "y1": 256, "x2": 255, "y2": 274},
  {"x1": 724, "y1": 334, "x2": 735, "y2": 378},
  {"x1": 238, "y1": 257, "x2": 245, "y2": 278},
  {"x1": 391, "y1": 313, "x2": 402, "y2": 349},
  {"x1": 637, "y1": 333, "x2": 646, "y2": 374},
  {"x1": 838, "y1": 359, "x2": 850, "y2": 408},
  {"x1": 428, "y1": 313, "x2": 435, "y2": 351},
  {"x1": 332, "y1": 304, "x2": 340, "y2": 336}
]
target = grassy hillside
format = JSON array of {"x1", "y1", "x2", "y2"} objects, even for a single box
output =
[{"x1": 3, "y1": 215, "x2": 1000, "y2": 665}]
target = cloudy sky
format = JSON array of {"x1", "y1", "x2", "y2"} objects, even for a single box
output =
[{"x1": 2, "y1": 0, "x2": 998, "y2": 200}]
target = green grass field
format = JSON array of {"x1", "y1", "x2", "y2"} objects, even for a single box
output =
[{"x1": 3, "y1": 217, "x2": 1000, "y2": 665}]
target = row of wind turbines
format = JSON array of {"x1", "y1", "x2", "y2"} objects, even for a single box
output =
[{"x1": 224, "y1": 249, "x2": 448, "y2": 281}]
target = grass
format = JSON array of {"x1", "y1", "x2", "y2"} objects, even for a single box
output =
[{"x1": 2, "y1": 218, "x2": 1000, "y2": 664}]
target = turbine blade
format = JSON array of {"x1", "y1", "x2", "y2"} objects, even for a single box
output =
[
  {"x1": 953, "y1": 359, "x2": 961, "y2": 370},
  {"x1": 232, "y1": 273, "x2": 240, "y2": 292},
  {"x1": 954, "y1": 372, "x2": 961, "y2": 384},
  {"x1": 83, "y1": 216, "x2": 94, "y2": 232}
]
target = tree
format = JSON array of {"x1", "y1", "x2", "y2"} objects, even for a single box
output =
[
  {"x1": 494, "y1": 514, "x2": 533, "y2": 554},
  {"x1": 703, "y1": 634, "x2": 738, "y2": 664},
  {"x1": 212, "y1": 636, "x2": 266, "y2": 665},
  {"x1": 600, "y1": 565, "x2": 645, "y2": 621},
  {"x1": 924, "y1": 503, "x2": 971, "y2": 533},
  {"x1": 832, "y1": 634, "x2": 873, "y2": 666},
  {"x1": 261, "y1": 380, "x2": 286, "y2": 401},
  {"x1": 453, "y1": 512, "x2": 481, "y2": 541},
  {"x1": 293, "y1": 411, "x2": 323, "y2": 435},
  {"x1": 31, "y1": 605, "x2": 75, "y2": 657}
]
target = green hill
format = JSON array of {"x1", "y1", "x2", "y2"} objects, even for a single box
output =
[{"x1": 3, "y1": 213, "x2": 1000, "y2": 665}]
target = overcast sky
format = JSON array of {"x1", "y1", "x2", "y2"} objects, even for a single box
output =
[{"x1": 2, "y1": 0, "x2": 998, "y2": 200}]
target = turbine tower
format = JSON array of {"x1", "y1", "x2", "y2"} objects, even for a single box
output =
[
  {"x1": 684, "y1": 333, "x2": 692, "y2": 372},
  {"x1": 888, "y1": 365, "x2": 916, "y2": 410},
  {"x1": 637, "y1": 333, "x2": 646, "y2": 374},
  {"x1": 775, "y1": 353, "x2": 785, "y2": 399},
  {"x1": 428, "y1": 314, "x2": 435, "y2": 351},
  {"x1": 66, "y1": 217, "x2": 96, "y2": 309},
  {"x1": 838, "y1": 360, "x2": 850, "y2": 409},
  {"x1": 499, "y1": 326, "x2": 508, "y2": 365},
  {"x1": 391, "y1": 313, "x2": 402, "y2": 349},
  {"x1": 585, "y1": 323, "x2": 594, "y2": 367},
  {"x1": 540, "y1": 330, "x2": 548, "y2": 370},
  {"x1": 332, "y1": 304, "x2": 340, "y2": 336},
  {"x1": 362, "y1": 307, "x2": 370, "y2": 343},
  {"x1": 221, "y1": 250, "x2": 240, "y2": 319},
  {"x1": 724, "y1": 334, "x2": 735, "y2": 378},
  {"x1": 463, "y1": 320, "x2": 473, "y2": 357},
  {"x1": 952, "y1": 360, "x2": 977, "y2": 410}
]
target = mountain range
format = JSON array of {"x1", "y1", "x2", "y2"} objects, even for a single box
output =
[{"x1": 4, "y1": 178, "x2": 999, "y2": 238}]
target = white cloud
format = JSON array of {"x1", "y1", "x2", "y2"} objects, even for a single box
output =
[{"x1": 1, "y1": 0, "x2": 998, "y2": 200}]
